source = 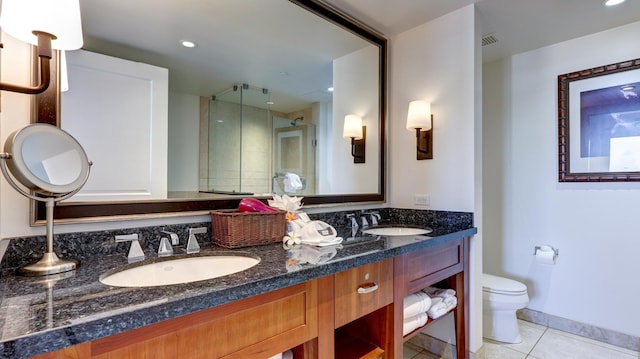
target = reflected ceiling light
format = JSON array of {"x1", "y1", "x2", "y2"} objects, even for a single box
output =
[
  {"x1": 328, "y1": 87, "x2": 334, "y2": 92},
  {"x1": 180, "y1": 40, "x2": 196, "y2": 48},
  {"x1": 406, "y1": 100, "x2": 434, "y2": 160},
  {"x1": 266, "y1": 101, "x2": 274, "y2": 105},
  {"x1": 0, "y1": 0, "x2": 83, "y2": 95},
  {"x1": 343, "y1": 114, "x2": 365, "y2": 164},
  {"x1": 603, "y1": 0, "x2": 625, "y2": 6}
]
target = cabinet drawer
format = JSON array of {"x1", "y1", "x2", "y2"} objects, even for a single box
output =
[
  {"x1": 403, "y1": 239, "x2": 463, "y2": 294},
  {"x1": 334, "y1": 258, "x2": 393, "y2": 328}
]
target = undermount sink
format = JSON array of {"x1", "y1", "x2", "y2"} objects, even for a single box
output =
[
  {"x1": 362, "y1": 226, "x2": 432, "y2": 236},
  {"x1": 100, "y1": 253, "x2": 261, "y2": 288}
]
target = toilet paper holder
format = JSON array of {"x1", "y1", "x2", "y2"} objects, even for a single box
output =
[{"x1": 533, "y1": 245, "x2": 558, "y2": 257}]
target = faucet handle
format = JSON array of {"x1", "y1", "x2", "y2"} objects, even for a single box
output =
[
  {"x1": 186, "y1": 227, "x2": 207, "y2": 254},
  {"x1": 115, "y1": 233, "x2": 145, "y2": 261}
]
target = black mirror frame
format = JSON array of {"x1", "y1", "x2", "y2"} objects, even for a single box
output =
[{"x1": 33, "y1": 0, "x2": 387, "y2": 223}]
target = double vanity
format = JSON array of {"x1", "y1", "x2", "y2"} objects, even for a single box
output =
[{"x1": 0, "y1": 209, "x2": 475, "y2": 358}]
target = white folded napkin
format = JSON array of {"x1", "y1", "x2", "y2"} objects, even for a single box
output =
[{"x1": 298, "y1": 220, "x2": 343, "y2": 246}]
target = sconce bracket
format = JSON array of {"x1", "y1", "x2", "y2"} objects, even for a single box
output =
[
  {"x1": 417, "y1": 128, "x2": 433, "y2": 160},
  {"x1": 353, "y1": 126, "x2": 366, "y2": 163}
]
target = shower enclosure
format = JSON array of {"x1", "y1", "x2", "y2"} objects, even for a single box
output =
[
  {"x1": 200, "y1": 83, "x2": 317, "y2": 196},
  {"x1": 201, "y1": 84, "x2": 272, "y2": 195}
]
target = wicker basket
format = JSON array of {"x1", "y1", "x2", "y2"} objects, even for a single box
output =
[{"x1": 210, "y1": 209, "x2": 286, "y2": 248}]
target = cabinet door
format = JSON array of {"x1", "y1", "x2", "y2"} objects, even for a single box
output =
[
  {"x1": 334, "y1": 258, "x2": 393, "y2": 328},
  {"x1": 87, "y1": 281, "x2": 317, "y2": 359},
  {"x1": 62, "y1": 49, "x2": 168, "y2": 202}
]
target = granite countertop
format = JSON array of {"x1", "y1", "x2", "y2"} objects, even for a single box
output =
[{"x1": 0, "y1": 224, "x2": 476, "y2": 359}]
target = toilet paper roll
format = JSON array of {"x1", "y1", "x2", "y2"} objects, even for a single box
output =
[{"x1": 535, "y1": 245, "x2": 557, "y2": 265}]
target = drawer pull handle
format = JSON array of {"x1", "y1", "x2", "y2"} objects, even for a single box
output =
[{"x1": 357, "y1": 282, "x2": 378, "y2": 294}]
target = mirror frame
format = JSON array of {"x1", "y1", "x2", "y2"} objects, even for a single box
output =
[{"x1": 33, "y1": 0, "x2": 387, "y2": 223}]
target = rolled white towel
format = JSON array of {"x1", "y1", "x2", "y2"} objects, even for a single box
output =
[
  {"x1": 403, "y1": 312, "x2": 428, "y2": 336},
  {"x1": 423, "y1": 286, "x2": 456, "y2": 299},
  {"x1": 427, "y1": 296, "x2": 458, "y2": 319},
  {"x1": 403, "y1": 291, "x2": 432, "y2": 319}
]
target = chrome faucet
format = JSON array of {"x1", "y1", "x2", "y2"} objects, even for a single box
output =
[
  {"x1": 187, "y1": 227, "x2": 207, "y2": 254},
  {"x1": 157, "y1": 237, "x2": 174, "y2": 257},
  {"x1": 365, "y1": 211, "x2": 381, "y2": 226},
  {"x1": 361, "y1": 216, "x2": 369, "y2": 228},
  {"x1": 161, "y1": 227, "x2": 180, "y2": 245},
  {"x1": 115, "y1": 233, "x2": 145, "y2": 261}
]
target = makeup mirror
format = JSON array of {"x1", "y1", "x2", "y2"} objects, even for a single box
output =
[{"x1": 0, "y1": 123, "x2": 92, "y2": 275}]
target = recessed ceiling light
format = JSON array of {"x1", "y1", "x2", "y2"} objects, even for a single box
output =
[
  {"x1": 180, "y1": 40, "x2": 197, "y2": 48},
  {"x1": 327, "y1": 87, "x2": 334, "y2": 92},
  {"x1": 603, "y1": 0, "x2": 625, "y2": 6}
]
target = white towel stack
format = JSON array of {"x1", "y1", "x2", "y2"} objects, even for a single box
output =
[
  {"x1": 402, "y1": 291, "x2": 432, "y2": 335},
  {"x1": 423, "y1": 286, "x2": 457, "y2": 319}
]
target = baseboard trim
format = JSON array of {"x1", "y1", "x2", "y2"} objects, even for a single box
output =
[{"x1": 517, "y1": 308, "x2": 639, "y2": 352}]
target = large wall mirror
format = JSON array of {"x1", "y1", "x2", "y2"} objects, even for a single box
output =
[{"x1": 34, "y1": 0, "x2": 386, "y2": 222}]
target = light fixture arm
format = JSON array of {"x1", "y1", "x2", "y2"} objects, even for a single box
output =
[
  {"x1": 0, "y1": 31, "x2": 54, "y2": 95},
  {"x1": 350, "y1": 138, "x2": 359, "y2": 158}
]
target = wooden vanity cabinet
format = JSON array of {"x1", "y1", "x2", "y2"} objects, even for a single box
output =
[
  {"x1": 36, "y1": 280, "x2": 318, "y2": 359},
  {"x1": 392, "y1": 238, "x2": 469, "y2": 359},
  {"x1": 36, "y1": 237, "x2": 471, "y2": 359}
]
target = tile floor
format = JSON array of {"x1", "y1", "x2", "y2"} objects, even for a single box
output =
[{"x1": 403, "y1": 320, "x2": 640, "y2": 359}]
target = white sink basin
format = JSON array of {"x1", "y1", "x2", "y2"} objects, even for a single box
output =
[
  {"x1": 362, "y1": 227, "x2": 432, "y2": 236},
  {"x1": 100, "y1": 254, "x2": 261, "y2": 287}
]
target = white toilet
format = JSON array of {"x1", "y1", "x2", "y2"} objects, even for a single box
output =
[{"x1": 482, "y1": 273, "x2": 529, "y2": 343}]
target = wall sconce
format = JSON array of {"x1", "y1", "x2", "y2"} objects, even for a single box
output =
[
  {"x1": 406, "y1": 100, "x2": 433, "y2": 160},
  {"x1": 343, "y1": 114, "x2": 366, "y2": 163},
  {"x1": 0, "y1": 0, "x2": 83, "y2": 95}
]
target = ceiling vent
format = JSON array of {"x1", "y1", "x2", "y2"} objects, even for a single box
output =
[{"x1": 481, "y1": 33, "x2": 499, "y2": 47}]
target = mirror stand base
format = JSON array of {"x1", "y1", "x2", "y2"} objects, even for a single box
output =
[{"x1": 18, "y1": 252, "x2": 78, "y2": 277}]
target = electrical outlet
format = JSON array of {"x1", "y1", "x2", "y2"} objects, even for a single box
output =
[{"x1": 414, "y1": 194, "x2": 430, "y2": 206}]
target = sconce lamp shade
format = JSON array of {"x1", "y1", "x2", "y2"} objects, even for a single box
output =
[
  {"x1": 343, "y1": 114, "x2": 363, "y2": 139},
  {"x1": 406, "y1": 100, "x2": 432, "y2": 131},
  {"x1": 0, "y1": 0, "x2": 83, "y2": 50}
]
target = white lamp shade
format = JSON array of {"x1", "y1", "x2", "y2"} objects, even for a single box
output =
[
  {"x1": 0, "y1": 0, "x2": 83, "y2": 50},
  {"x1": 343, "y1": 114, "x2": 363, "y2": 139},
  {"x1": 406, "y1": 100, "x2": 432, "y2": 131}
]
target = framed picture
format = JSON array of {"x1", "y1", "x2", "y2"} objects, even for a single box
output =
[{"x1": 558, "y1": 58, "x2": 640, "y2": 182}]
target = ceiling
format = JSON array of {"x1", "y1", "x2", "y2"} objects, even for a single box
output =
[
  {"x1": 64, "y1": 0, "x2": 640, "y2": 112},
  {"x1": 323, "y1": 0, "x2": 640, "y2": 63}
]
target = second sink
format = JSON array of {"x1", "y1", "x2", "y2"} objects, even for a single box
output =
[
  {"x1": 100, "y1": 253, "x2": 261, "y2": 287},
  {"x1": 362, "y1": 226, "x2": 432, "y2": 236}
]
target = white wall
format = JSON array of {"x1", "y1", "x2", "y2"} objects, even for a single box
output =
[
  {"x1": 168, "y1": 91, "x2": 200, "y2": 192},
  {"x1": 389, "y1": 5, "x2": 482, "y2": 353},
  {"x1": 332, "y1": 45, "x2": 380, "y2": 194},
  {"x1": 483, "y1": 20, "x2": 640, "y2": 337}
]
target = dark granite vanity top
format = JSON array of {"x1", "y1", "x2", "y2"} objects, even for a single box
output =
[{"x1": 0, "y1": 208, "x2": 475, "y2": 358}]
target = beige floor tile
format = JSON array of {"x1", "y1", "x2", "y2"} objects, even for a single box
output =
[
  {"x1": 483, "y1": 319, "x2": 546, "y2": 355},
  {"x1": 404, "y1": 342, "x2": 424, "y2": 359},
  {"x1": 482, "y1": 341, "x2": 528, "y2": 359},
  {"x1": 529, "y1": 329, "x2": 639, "y2": 359}
]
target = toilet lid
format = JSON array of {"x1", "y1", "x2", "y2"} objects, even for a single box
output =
[{"x1": 483, "y1": 273, "x2": 527, "y2": 295}]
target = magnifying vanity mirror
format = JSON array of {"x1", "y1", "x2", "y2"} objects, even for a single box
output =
[
  {"x1": 33, "y1": 0, "x2": 386, "y2": 223},
  {"x1": 0, "y1": 124, "x2": 92, "y2": 275}
]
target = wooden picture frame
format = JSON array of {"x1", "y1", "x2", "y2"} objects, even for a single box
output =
[{"x1": 558, "y1": 58, "x2": 640, "y2": 182}]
